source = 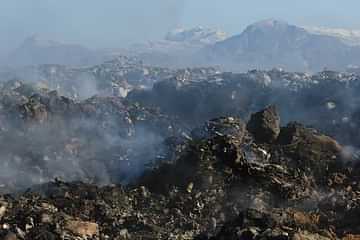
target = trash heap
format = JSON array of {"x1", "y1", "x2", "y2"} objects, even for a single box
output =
[
  {"x1": 1, "y1": 105, "x2": 360, "y2": 240},
  {"x1": 128, "y1": 69, "x2": 360, "y2": 148},
  {"x1": 0, "y1": 56, "x2": 219, "y2": 99},
  {"x1": 0, "y1": 80, "x2": 180, "y2": 193}
]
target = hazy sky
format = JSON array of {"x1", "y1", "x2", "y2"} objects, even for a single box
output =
[{"x1": 0, "y1": 0, "x2": 359, "y2": 54}]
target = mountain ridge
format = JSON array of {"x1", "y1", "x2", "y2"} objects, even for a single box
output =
[
  {"x1": 197, "y1": 19, "x2": 360, "y2": 72},
  {"x1": 3, "y1": 20, "x2": 360, "y2": 72}
]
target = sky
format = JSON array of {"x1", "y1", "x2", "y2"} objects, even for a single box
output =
[{"x1": 0, "y1": 0, "x2": 360, "y2": 54}]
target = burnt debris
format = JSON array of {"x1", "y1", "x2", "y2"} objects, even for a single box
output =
[
  {"x1": 1, "y1": 64, "x2": 360, "y2": 239},
  {"x1": 0, "y1": 101, "x2": 359, "y2": 239}
]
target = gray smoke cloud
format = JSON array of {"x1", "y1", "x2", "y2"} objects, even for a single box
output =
[{"x1": 0, "y1": 115, "x2": 167, "y2": 193}]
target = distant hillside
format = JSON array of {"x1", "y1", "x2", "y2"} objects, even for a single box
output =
[
  {"x1": 4, "y1": 35, "x2": 106, "y2": 67},
  {"x1": 3, "y1": 21, "x2": 360, "y2": 72},
  {"x1": 197, "y1": 19, "x2": 360, "y2": 72}
]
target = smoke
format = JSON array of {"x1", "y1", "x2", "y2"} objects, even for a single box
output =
[
  {"x1": 71, "y1": 73, "x2": 100, "y2": 100},
  {"x1": 341, "y1": 145, "x2": 360, "y2": 163},
  {"x1": 0, "y1": 97, "x2": 169, "y2": 193},
  {"x1": 0, "y1": 65, "x2": 107, "y2": 100}
]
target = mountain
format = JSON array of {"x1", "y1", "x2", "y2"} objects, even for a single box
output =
[
  {"x1": 132, "y1": 26, "x2": 227, "y2": 53},
  {"x1": 164, "y1": 26, "x2": 228, "y2": 45},
  {"x1": 4, "y1": 21, "x2": 360, "y2": 72},
  {"x1": 129, "y1": 27, "x2": 227, "y2": 67},
  {"x1": 304, "y1": 26, "x2": 360, "y2": 46},
  {"x1": 197, "y1": 19, "x2": 360, "y2": 72},
  {"x1": 3, "y1": 35, "x2": 106, "y2": 67}
]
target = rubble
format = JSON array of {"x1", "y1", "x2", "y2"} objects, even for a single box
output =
[
  {"x1": 64, "y1": 220, "x2": 99, "y2": 237},
  {"x1": 273, "y1": 122, "x2": 344, "y2": 184},
  {"x1": 0, "y1": 56, "x2": 219, "y2": 99},
  {"x1": 1, "y1": 64, "x2": 360, "y2": 239},
  {"x1": 0, "y1": 80, "x2": 182, "y2": 192},
  {"x1": 0, "y1": 105, "x2": 359, "y2": 239},
  {"x1": 128, "y1": 69, "x2": 360, "y2": 149}
]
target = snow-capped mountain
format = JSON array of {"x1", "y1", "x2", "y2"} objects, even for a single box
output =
[
  {"x1": 164, "y1": 26, "x2": 227, "y2": 45},
  {"x1": 129, "y1": 27, "x2": 227, "y2": 67},
  {"x1": 198, "y1": 19, "x2": 360, "y2": 72},
  {"x1": 304, "y1": 26, "x2": 360, "y2": 46},
  {"x1": 3, "y1": 21, "x2": 360, "y2": 72}
]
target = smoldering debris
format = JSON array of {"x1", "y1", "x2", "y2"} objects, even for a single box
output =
[
  {"x1": 1, "y1": 63, "x2": 360, "y2": 239},
  {"x1": 0, "y1": 80, "x2": 180, "y2": 193},
  {"x1": 1, "y1": 107, "x2": 360, "y2": 239},
  {"x1": 128, "y1": 69, "x2": 360, "y2": 148},
  {"x1": 0, "y1": 56, "x2": 220, "y2": 100}
]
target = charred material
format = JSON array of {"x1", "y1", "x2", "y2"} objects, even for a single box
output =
[
  {"x1": 1, "y1": 66, "x2": 360, "y2": 239},
  {"x1": 0, "y1": 105, "x2": 358, "y2": 239}
]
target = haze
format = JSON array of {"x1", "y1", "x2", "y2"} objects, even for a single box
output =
[{"x1": 0, "y1": 0, "x2": 359, "y2": 55}]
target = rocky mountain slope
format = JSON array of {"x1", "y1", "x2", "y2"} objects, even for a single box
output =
[
  {"x1": 305, "y1": 26, "x2": 360, "y2": 46},
  {"x1": 4, "y1": 20, "x2": 360, "y2": 72},
  {"x1": 198, "y1": 19, "x2": 360, "y2": 72}
]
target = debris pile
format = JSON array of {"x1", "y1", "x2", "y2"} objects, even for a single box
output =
[
  {"x1": 2, "y1": 60, "x2": 360, "y2": 239},
  {"x1": 129, "y1": 69, "x2": 360, "y2": 148},
  {"x1": 0, "y1": 80, "x2": 180, "y2": 192},
  {"x1": 0, "y1": 56, "x2": 219, "y2": 99},
  {"x1": 0, "y1": 105, "x2": 360, "y2": 239}
]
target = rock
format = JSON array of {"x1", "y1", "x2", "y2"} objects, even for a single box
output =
[
  {"x1": 293, "y1": 211, "x2": 318, "y2": 227},
  {"x1": 191, "y1": 117, "x2": 247, "y2": 141},
  {"x1": 277, "y1": 122, "x2": 342, "y2": 154},
  {"x1": 211, "y1": 135, "x2": 245, "y2": 168},
  {"x1": 293, "y1": 231, "x2": 331, "y2": 240},
  {"x1": 0, "y1": 202, "x2": 6, "y2": 219},
  {"x1": 247, "y1": 105, "x2": 281, "y2": 143},
  {"x1": 26, "y1": 228, "x2": 57, "y2": 240},
  {"x1": 119, "y1": 229, "x2": 131, "y2": 239},
  {"x1": 239, "y1": 227, "x2": 259, "y2": 239},
  {"x1": 2, "y1": 232, "x2": 17, "y2": 240},
  {"x1": 274, "y1": 122, "x2": 343, "y2": 184},
  {"x1": 343, "y1": 235, "x2": 360, "y2": 240},
  {"x1": 40, "y1": 213, "x2": 52, "y2": 223},
  {"x1": 261, "y1": 229, "x2": 289, "y2": 240},
  {"x1": 64, "y1": 220, "x2": 99, "y2": 237}
]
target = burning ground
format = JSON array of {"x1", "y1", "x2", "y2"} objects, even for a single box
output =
[{"x1": 0, "y1": 67, "x2": 360, "y2": 239}]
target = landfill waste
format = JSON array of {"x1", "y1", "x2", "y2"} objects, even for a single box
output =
[
  {"x1": 128, "y1": 68, "x2": 360, "y2": 148},
  {"x1": 0, "y1": 80, "x2": 184, "y2": 193},
  {"x1": 0, "y1": 102, "x2": 359, "y2": 239},
  {"x1": 2, "y1": 58, "x2": 360, "y2": 239},
  {"x1": 0, "y1": 56, "x2": 219, "y2": 99}
]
